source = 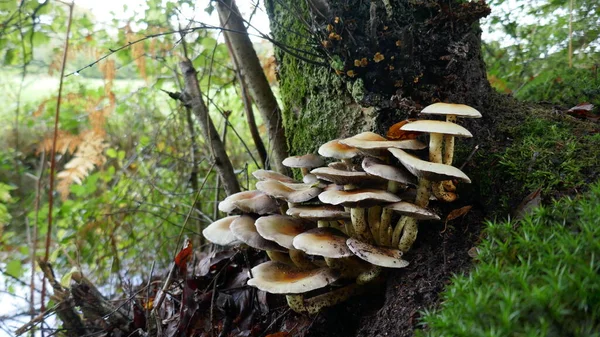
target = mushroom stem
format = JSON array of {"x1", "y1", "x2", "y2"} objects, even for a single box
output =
[
  {"x1": 350, "y1": 207, "x2": 374, "y2": 243},
  {"x1": 300, "y1": 167, "x2": 309, "y2": 177},
  {"x1": 356, "y1": 265, "x2": 382, "y2": 285},
  {"x1": 443, "y1": 115, "x2": 457, "y2": 191},
  {"x1": 429, "y1": 133, "x2": 444, "y2": 163},
  {"x1": 286, "y1": 295, "x2": 307, "y2": 313},
  {"x1": 266, "y1": 251, "x2": 293, "y2": 265},
  {"x1": 343, "y1": 220, "x2": 355, "y2": 237},
  {"x1": 317, "y1": 220, "x2": 329, "y2": 228},
  {"x1": 378, "y1": 180, "x2": 398, "y2": 245},
  {"x1": 368, "y1": 206, "x2": 381, "y2": 242},
  {"x1": 398, "y1": 178, "x2": 430, "y2": 252},
  {"x1": 432, "y1": 182, "x2": 458, "y2": 202},
  {"x1": 303, "y1": 283, "x2": 362, "y2": 315},
  {"x1": 391, "y1": 216, "x2": 408, "y2": 247},
  {"x1": 289, "y1": 249, "x2": 316, "y2": 270}
]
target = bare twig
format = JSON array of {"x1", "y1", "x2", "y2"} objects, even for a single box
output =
[
  {"x1": 217, "y1": 0, "x2": 290, "y2": 175},
  {"x1": 459, "y1": 145, "x2": 480, "y2": 170},
  {"x1": 180, "y1": 58, "x2": 241, "y2": 196},
  {"x1": 41, "y1": 1, "x2": 74, "y2": 329}
]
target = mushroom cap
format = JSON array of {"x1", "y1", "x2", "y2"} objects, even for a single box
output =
[
  {"x1": 286, "y1": 205, "x2": 351, "y2": 220},
  {"x1": 421, "y1": 103, "x2": 482, "y2": 118},
  {"x1": 318, "y1": 189, "x2": 401, "y2": 207},
  {"x1": 253, "y1": 169, "x2": 295, "y2": 183},
  {"x1": 339, "y1": 132, "x2": 427, "y2": 151},
  {"x1": 202, "y1": 215, "x2": 241, "y2": 246},
  {"x1": 255, "y1": 215, "x2": 313, "y2": 249},
  {"x1": 293, "y1": 228, "x2": 353, "y2": 258},
  {"x1": 256, "y1": 180, "x2": 322, "y2": 203},
  {"x1": 361, "y1": 157, "x2": 417, "y2": 186},
  {"x1": 310, "y1": 167, "x2": 384, "y2": 185},
  {"x1": 218, "y1": 190, "x2": 279, "y2": 214},
  {"x1": 230, "y1": 215, "x2": 287, "y2": 252},
  {"x1": 282, "y1": 154, "x2": 325, "y2": 168},
  {"x1": 247, "y1": 261, "x2": 340, "y2": 294},
  {"x1": 400, "y1": 120, "x2": 473, "y2": 137},
  {"x1": 388, "y1": 148, "x2": 471, "y2": 183},
  {"x1": 318, "y1": 139, "x2": 360, "y2": 159},
  {"x1": 346, "y1": 238, "x2": 409, "y2": 268},
  {"x1": 384, "y1": 201, "x2": 440, "y2": 221}
]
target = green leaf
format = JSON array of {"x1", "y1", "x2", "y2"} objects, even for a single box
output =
[
  {"x1": 5, "y1": 259, "x2": 22, "y2": 278},
  {"x1": 106, "y1": 148, "x2": 118, "y2": 158}
]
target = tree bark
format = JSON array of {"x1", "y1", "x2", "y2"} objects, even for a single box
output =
[
  {"x1": 180, "y1": 59, "x2": 241, "y2": 196},
  {"x1": 217, "y1": 0, "x2": 290, "y2": 175}
]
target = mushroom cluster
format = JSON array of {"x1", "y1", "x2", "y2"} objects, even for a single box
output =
[{"x1": 203, "y1": 102, "x2": 481, "y2": 314}]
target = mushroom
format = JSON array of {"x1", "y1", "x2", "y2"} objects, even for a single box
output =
[
  {"x1": 346, "y1": 238, "x2": 409, "y2": 268},
  {"x1": 255, "y1": 180, "x2": 322, "y2": 204},
  {"x1": 420, "y1": 103, "x2": 482, "y2": 190},
  {"x1": 292, "y1": 227, "x2": 353, "y2": 258},
  {"x1": 400, "y1": 120, "x2": 472, "y2": 201},
  {"x1": 255, "y1": 215, "x2": 316, "y2": 270},
  {"x1": 310, "y1": 167, "x2": 384, "y2": 187},
  {"x1": 385, "y1": 201, "x2": 440, "y2": 247},
  {"x1": 389, "y1": 148, "x2": 471, "y2": 251},
  {"x1": 202, "y1": 215, "x2": 241, "y2": 246},
  {"x1": 339, "y1": 131, "x2": 426, "y2": 157},
  {"x1": 318, "y1": 189, "x2": 401, "y2": 242},
  {"x1": 282, "y1": 154, "x2": 324, "y2": 177},
  {"x1": 218, "y1": 190, "x2": 279, "y2": 214},
  {"x1": 230, "y1": 215, "x2": 289, "y2": 263},
  {"x1": 253, "y1": 169, "x2": 296, "y2": 183},
  {"x1": 318, "y1": 139, "x2": 361, "y2": 167}
]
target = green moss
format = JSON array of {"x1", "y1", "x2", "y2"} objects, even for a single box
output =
[
  {"x1": 267, "y1": 1, "x2": 364, "y2": 157},
  {"x1": 419, "y1": 180, "x2": 600, "y2": 336}
]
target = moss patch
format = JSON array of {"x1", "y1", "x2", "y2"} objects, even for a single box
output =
[{"x1": 419, "y1": 180, "x2": 600, "y2": 336}]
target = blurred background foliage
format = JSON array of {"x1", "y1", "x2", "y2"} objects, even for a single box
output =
[{"x1": 0, "y1": 0, "x2": 598, "y2": 330}]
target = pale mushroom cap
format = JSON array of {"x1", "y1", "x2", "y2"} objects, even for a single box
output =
[
  {"x1": 256, "y1": 180, "x2": 322, "y2": 203},
  {"x1": 318, "y1": 189, "x2": 401, "y2": 207},
  {"x1": 339, "y1": 132, "x2": 427, "y2": 151},
  {"x1": 230, "y1": 215, "x2": 287, "y2": 252},
  {"x1": 400, "y1": 120, "x2": 472, "y2": 137},
  {"x1": 282, "y1": 154, "x2": 325, "y2": 168},
  {"x1": 384, "y1": 201, "x2": 440, "y2": 221},
  {"x1": 203, "y1": 215, "x2": 241, "y2": 246},
  {"x1": 218, "y1": 190, "x2": 279, "y2": 214},
  {"x1": 255, "y1": 215, "x2": 313, "y2": 249},
  {"x1": 286, "y1": 205, "x2": 351, "y2": 220},
  {"x1": 346, "y1": 238, "x2": 409, "y2": 268},
  {"x1": 388, "y1": 148, "x2": 471, "y2": 183},
  {"x1": 318, "y1": 139, "x2": 360, "y2": 159},
  {"x1": 421, "y1": 103, "x2": 482, "y2": 118},
  {"x1": 247, "y1": 261, "x2": 340, "y2": 294},
  {"x1": 253, "y1": 169, "x2": 295, "y2": 183},
  {"x1": 292, "y1": 228, "x2": 353, "y2": 258},
  {"x1": 310, "y1": 167, "x2": 384, "y2": 185},
  {"x1": 362, "y1": 157, "x2": 417, "y2": 186}
]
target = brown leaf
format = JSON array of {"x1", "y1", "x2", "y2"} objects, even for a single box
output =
[
  {"x1": 513, "y1": 187, "x2": 542, "y2": 221},
  {"x1": 266, "y1": 333, "x2": 289, "y2": 337},
  {"x1": 386, "y1": 119, "x2": 420, "y2": 140},
  {"x1": 445, "y1": 205, "x2": 472, "y2": 223},
  {"x1": 174, "y1": 239, "x2": 193, "y2": 273}
]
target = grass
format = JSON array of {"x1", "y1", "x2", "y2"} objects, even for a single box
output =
[{"x1": 419, "y1": 180, "x2": 600, "y2": 336}]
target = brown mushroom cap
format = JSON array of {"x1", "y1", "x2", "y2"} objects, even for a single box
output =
[
  {"x1": 246, "y1": 261, "x2": 340, "y2": 294},
  {"x1": 318, "y1": 189, "x2": 401, "y2": 208},
  {"x1": 400, "y1": 120, "x2": 473, "y2": 137},
  {"x1": 230, "y1": 215, "x2": 287, "y2": 252},
  {"x1": 282, "y1": 154, "x2": 325, "y2": 168},
  {"x1": 388, "y1": 148, "x2": 471, "y2": 183},
  {"x1": 421, "y1": 102, "x2": 482, "y2": 118},
  {"x1": 255, "y1": 215, "x2": 313, "y2": 249},
  {"x1": 318, "y1": 139, "x2": 360, "y2": 159},
  {"x1": 218, "y1": 190, "x2": 280, "y2": 214},
  {"x1": 384, "y1": 201, "x2": 440, "y2": 221},
  {"x1": 292, "y1": 228, "x2": 353, "y2": 258},
  {"x1": 202, "y1": 215, "x2": 241, "y2": 246},
  {"x1": 286, "y1": 205, "x2": 351, "y2": 221},
  {"x1": 253, "y1": 169, "x2": 295, "y2": 183},
  {"x1": 361, "y1": 157, "x2": 417, "y2": 186},
  {"x1": 339, "y1": 132, "x2": 427, "y2": 151},
  {"x1": 310, "y1": 167, "x2": 384, "y2": 185},
  {"x1": 346, "y1": 238, "x2": 409, "y2": 268},
  {"x1": 256, "y1": 180, "x2": 322, "y2": 203}
]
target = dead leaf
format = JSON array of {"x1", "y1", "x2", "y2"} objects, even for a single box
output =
[
  {"x1": 445, "y1": 205, "x2": 472, "y2": 223},
  {"x1": 174, "y1": 239, "x2": 193, "y2": 273},
  {"x1": 467, "y1": 247, "x2": 480, "y2": 259},
  {"x1": 513, "y1": 187, "x2": 542, "y2": 221},
  {"x1": 266, "y1": 333, "x2": 289, "y2": 337},
  {"x1": 386, "y1": 119, "x2": 420, "y2": 140},
  {"x1": 566, "y1": 102, "x2": 599, "y2": 122}
]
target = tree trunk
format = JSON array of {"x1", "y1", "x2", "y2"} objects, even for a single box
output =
[{"x1": 266, "y1": 0, "x2": 600, "y2": 335}]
